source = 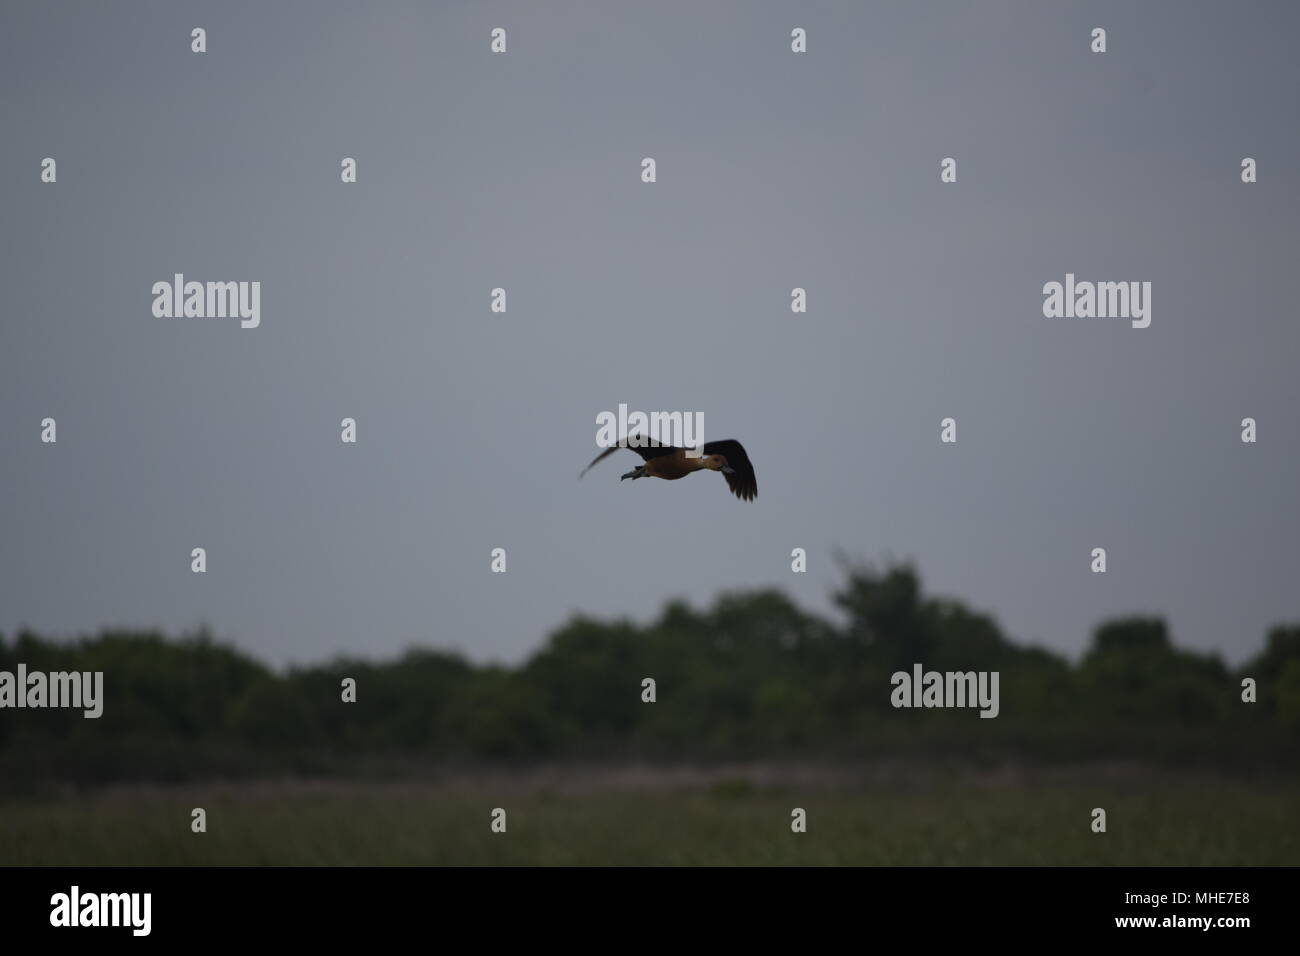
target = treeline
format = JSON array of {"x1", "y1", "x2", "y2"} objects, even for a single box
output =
[{"x1": 2, "y1": 565, "x2": 1298, "y2": 788}]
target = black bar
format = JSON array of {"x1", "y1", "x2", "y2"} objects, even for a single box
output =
[{"x1": 2, "y1": 865, "x2": 1286, "y2": 942}]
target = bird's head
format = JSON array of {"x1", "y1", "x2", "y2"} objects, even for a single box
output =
[{"x1": 702, "y1": 454, "x2": 734, "y2": 474}]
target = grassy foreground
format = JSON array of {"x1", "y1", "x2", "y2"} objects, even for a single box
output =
[{"x1": 2, "y1": 765, "x2": 1295, "y2": 866}]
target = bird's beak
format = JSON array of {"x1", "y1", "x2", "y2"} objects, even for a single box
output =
[{"x1": 620, "y1": 469, "x2": 638, "y2": 481}]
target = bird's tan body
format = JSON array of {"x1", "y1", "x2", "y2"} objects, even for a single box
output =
[{"x1": 643, "y1": 449, "x2": 717, "y2": 480}]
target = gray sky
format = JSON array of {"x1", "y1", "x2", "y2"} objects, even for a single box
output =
[{"x1": 2, "y1": 0, "x2": 1297, "y2": 669}]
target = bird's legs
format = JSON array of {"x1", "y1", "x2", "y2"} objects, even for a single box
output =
[{"x1": 621, "y1": 466, "x2": 647, "y2": 481}]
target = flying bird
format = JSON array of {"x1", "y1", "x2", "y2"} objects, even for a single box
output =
[{"x1": 579, "y1": 436, "x2": 757, "y2": 501}]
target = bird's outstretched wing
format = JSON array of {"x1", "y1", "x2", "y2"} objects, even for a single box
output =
[
  {"x1": 703, "y1": 439, "x2": 757, "y2": 501},
  {"x1": 578, "y1": 434, "x2": 678, "y2": 479}
]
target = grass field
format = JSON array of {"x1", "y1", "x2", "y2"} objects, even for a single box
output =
[{"x1": 2, "y1": 763, "x2": 1295, "y2": 866}]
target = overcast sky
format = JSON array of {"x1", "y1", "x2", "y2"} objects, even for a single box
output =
[{"x1": 2, "y1": 1, "x2": 1297, "y2": 668}]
